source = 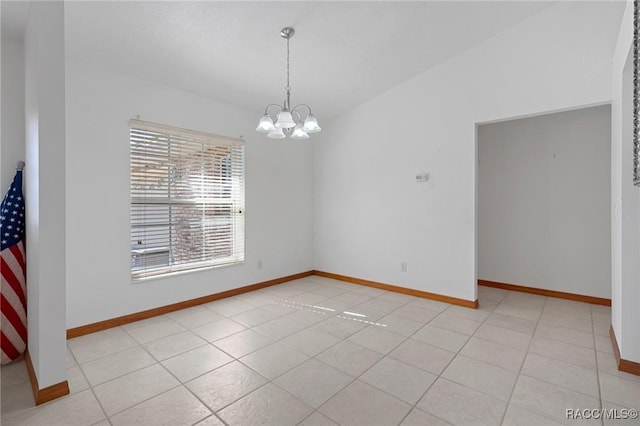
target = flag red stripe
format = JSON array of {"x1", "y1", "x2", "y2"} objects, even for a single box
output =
[
  {"x1": 0, "y1": 331, "x2": 20, "y2": 360},
  {"x1": 9, "y1": 244, "x2": 25, "y2": 276},
  {"x1": 1, "y1": 257, "x2": 26, "y2": 309},
  {"x1": 0, "y1": 294, "x2": 27, "y2": 341}
]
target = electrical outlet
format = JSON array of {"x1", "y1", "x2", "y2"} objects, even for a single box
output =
[
  {"x1": 257, "y1": 260, "x2": 262, "y2": 269},
  {"x1": 401, "y1": 261, "x2": 407, "y2": 272}
]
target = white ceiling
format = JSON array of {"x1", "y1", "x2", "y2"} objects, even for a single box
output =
[{"x1": 2, "y1": 1, "x2": 627, "y2": 121}]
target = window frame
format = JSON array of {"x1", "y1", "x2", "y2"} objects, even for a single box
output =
[{"x1": 129, "y1": 119, "x2": 245, "y2": 280}]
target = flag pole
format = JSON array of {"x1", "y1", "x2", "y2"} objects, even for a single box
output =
[{"x1": 16, "y1": 161, "x2": 25, "y2": 171}]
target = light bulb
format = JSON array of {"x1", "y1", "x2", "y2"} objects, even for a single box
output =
[
  {"x1": 303, "y1": 114, "x2": 321, "y2": 133},
  {"x1": 291, "y1": 124, "x2": 309, "y2": 139},
  {"x1": 267, "y1": 127, "x2": 286, "y2": 139},
  {"x1": 275, "y1": 110, "x2": 296, "y2": 129},
  {"x1": 256, "y1": 114, "x2": 275, "y2": 132}
]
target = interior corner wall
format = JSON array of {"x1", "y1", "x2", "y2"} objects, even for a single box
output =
[
  {"x1": 1, "y1": 39, "x2": 25, "y2": 192},
  {"x1": 477, "y1": 106, "x2": 611, "y2": 298},
  {"x1": 313, "y1": 1, "x2": 619, "y2": 302},
  {"x1": 611, "y1": 0, "x2": 639, "y2": 363},
  {"x1": 64, "y1": 61, "x2": 313, "y2": 328}
]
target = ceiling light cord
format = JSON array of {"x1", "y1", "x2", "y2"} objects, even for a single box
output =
[{"x1": 285, "y1": 36, "x2": 291, "y2": 111}]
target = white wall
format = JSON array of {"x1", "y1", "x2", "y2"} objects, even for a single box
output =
[
  {"x1": 65, "y1": 61, "x2": 313, "y2": 328},
  {"x1": 611, "y1": 0, "x2": 639, "y2": 363},
  {"x1": 313, "y1": 1, "x2": 621, "y2": 302},
  {"x1": 478, "y1": 106, "x2": 611, "y2": 299},
  {"x1": 24, "y1": 1, "x2": 67, "y2": 389},
  {"x1": 1, "y1": 39, "x2": 25, "y2": 192}
]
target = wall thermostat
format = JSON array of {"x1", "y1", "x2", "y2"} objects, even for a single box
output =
[{"x1": 416, "y1": 173, "x2": 429, "y2": 182}]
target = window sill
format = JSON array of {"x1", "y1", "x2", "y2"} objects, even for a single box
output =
[{"x1": 131, "y1": 259, "x2": 245, "y2": 283}]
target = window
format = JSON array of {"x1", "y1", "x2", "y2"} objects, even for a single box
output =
[{"x1": 130, "y1": 119, "x2": 245, "y2": 279}]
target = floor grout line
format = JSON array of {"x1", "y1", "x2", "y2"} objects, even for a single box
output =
[
  {"x1": 591, "y1": 304, "x2": 605, "y2": 426},
  {"x1": 499, "y1": 294, "x2": 549, "y2": 425},
  {"x1": 167, "y1": 283, "x2": 414, "y2": 424},
  {"x1": 396, "y1": 295, "x2": 503, "y2": 425},
  {"x1": 69, "y1": 348, "x2": 112, "y2": 425},
  {"x1": 2, "y1": 280, "x2": 630, "y2": 426}
]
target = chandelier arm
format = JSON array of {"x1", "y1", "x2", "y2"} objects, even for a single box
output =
[
  {"x1": 291, "y1": 104, "x2": 313, "y2": 118},
  {"x1": 264, "y1": 104, "x2": 284, "y2": 116},
  {"x1": 291, "y1": 109, "x2": 304, "y2": 123}
]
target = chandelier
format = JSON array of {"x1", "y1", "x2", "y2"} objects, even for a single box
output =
[{"x1": 256, "y1": 27, "x2": 321, "y2": 139}]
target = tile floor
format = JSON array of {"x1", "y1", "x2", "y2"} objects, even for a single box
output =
[{"x1": 1, "y1": 276, "x2": 639, "y2": 426}]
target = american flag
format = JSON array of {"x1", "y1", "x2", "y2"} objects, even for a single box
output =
[{"x1": 1, "y1": 168, "x2": 26, "y2": 364}]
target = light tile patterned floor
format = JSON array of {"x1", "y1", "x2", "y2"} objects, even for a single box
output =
[{"x1": 2, "y1": 276, "x2": 639, "y2": 425}]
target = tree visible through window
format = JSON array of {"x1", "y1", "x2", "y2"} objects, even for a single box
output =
[{"x1": 130, "y1": 120, "x2": 245, "y2": 279}]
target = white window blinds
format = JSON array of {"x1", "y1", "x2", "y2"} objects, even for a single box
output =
[{"x1": 130, "y1": 119, "x2": 245, "y2": 279}]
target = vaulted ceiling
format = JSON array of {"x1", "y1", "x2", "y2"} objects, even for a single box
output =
[{"x1": 2, "y1": 1, "x2": 627, "y2": 121}]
